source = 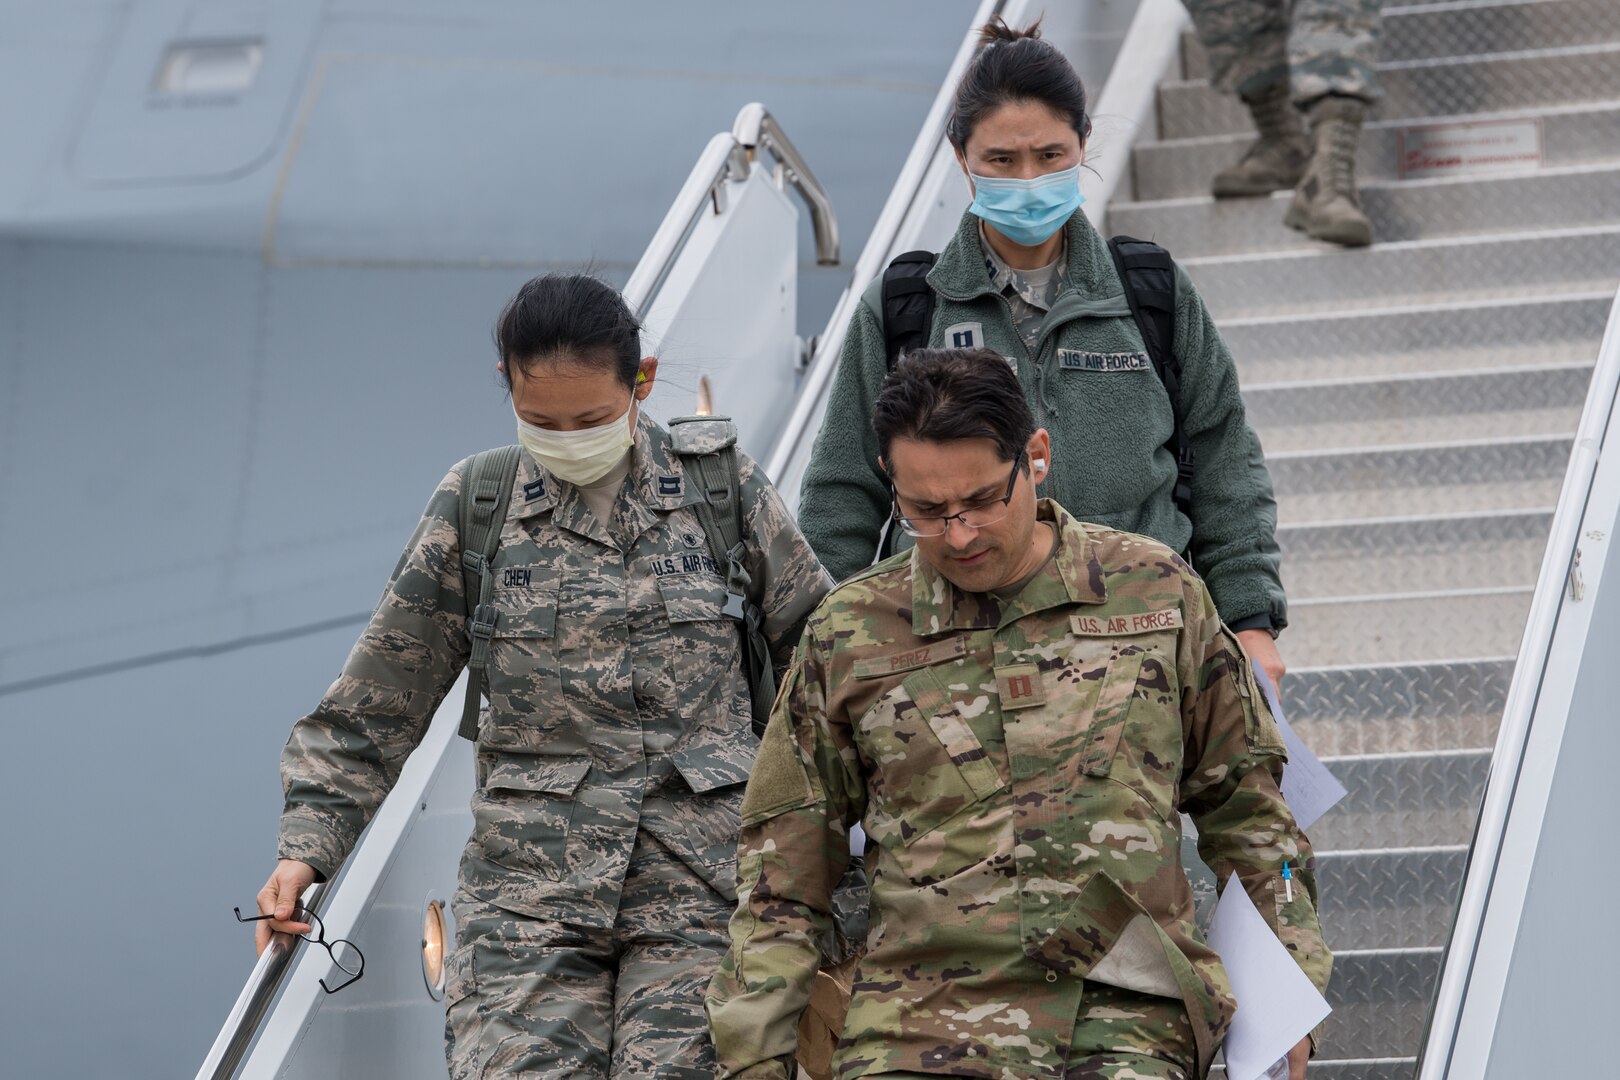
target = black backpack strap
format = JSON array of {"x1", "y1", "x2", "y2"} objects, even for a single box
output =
[
  {"x1": 881, "y1": 250, "x2": 939, "y2": 369},
  {"x1": 668, "y1": 416, "x2": 776, "y2": 738},
  {"x1": 457, "y1": 445, "x2": 523, "y2": 741},
  {"x1": 1108, "y1": 235, "x2": 1192, "y2": 518}
]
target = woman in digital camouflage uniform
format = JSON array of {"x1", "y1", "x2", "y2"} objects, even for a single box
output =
[{"x1": 251, "y1": 273, "x2": 831, "y2": 1078}]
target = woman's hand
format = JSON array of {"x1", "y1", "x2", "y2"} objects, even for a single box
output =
[
  {"x1": 1236, "y1": 628, "x2": 1286, "y2": 693},
  {"x1": 253, "y1": 860, "x2": 317, "y2": 955}
]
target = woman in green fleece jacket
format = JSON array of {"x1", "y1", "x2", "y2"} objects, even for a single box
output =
[{"x1": 798, "y1": 17, "x2": 1290, "y2": 685}]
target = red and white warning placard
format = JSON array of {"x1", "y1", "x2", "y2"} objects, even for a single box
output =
[{"x1": 1397, "y1": 117, "x2": 1545, "y2": 180}]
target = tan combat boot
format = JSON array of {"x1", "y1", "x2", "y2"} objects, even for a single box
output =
[
  {"x1": 1285, "y1": 94, "x2": 1373, "y2": 247},
  {"x1": 1212, "y1": 83, "x2": 1309, "y2": 198}
]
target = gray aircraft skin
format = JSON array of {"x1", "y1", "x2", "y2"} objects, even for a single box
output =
[{"x1": 0, "y1": 3, "x2": 977, "y2": 1076}]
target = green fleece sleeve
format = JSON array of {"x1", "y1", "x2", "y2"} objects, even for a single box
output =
[
  {"x1": 1170, "y1": 264, "x2": 1289, "y2": 631},
  {"x1": 797, "y1": 285, "x2": 893, "y2": 584}
]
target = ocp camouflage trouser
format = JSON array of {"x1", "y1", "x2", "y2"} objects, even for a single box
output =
[
  {"x1": 864, "y1": 980, "x2": 1197, "y2": 1080},
  {"x1": 443, "y1": 828, "x2": 731, "y2": 1079},
  {"x1": 1183, "y1": 0, "x2": 1384, "y2": 105}
]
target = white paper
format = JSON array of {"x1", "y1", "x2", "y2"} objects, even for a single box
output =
[
  {"x1": 1251, "y1": 659, "x2": 1347, "y2": 831},
  {"x1": 1207, "y1": 872, "x2": 1332, "y2": 1080}
]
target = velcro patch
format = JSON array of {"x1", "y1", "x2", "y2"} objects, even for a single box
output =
[
  {"x1": 995, "y1": 663, "x2": 1046, "y2": 709},
  {"x1": 1059, "y1": 349, "x2": 1152, "y2": 373},
  {"x1": 942, "y1": 321, "x2": 984, "y2": 350},
  {"x1": 1071, "y1": 609, "x2": 1184, "y2": 636},
  {"x1": 852, "y1": 636, "x2": 967, "y2": 680}
]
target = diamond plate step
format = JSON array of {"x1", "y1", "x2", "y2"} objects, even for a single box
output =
[
  {"x1": 1221, "y1": 293, "x2": 1610, "y2": 384},
  {"x1": 1212, "y1": 1059, "x2": 1414, "y2": 1080},
  {"x1": 1319, "y1": 948, "x2": 1444, "y2": 1060},
  {"x1": 1246, "y1": 364, "x2": 1589, "y2": 452},
  {"x1": 1268, "y1": 436, "x2": 1571, "y2": 523},
  {"x1": 1109, "y1": 163, "x2": 1620, "y2": 258},
  {"x1": 1133, "y1": 101, "x2": 1620, "y2": 201},
  {"x1": 1213, "y1": 1060, "x2": 1417, "y2": 1080},
  {"x1": 1317, "y1": 846, "x2": 1469, "y2": 950},
  {"x1": 1285, "y1": 659, "x2": 1511, "y2": 756},
  {"x1": 1181, "y1": 0, "x2": 1620, "y2": 81},
  {"x1": 1159, "y1": 42, "x2": 1620, "y2": 139},
  {"x1": 1302, "y1": 1061, "x2": 1415, "y2": 1080},
  {"x1": 1183, "y1": 226, "x2": 1620, "y2": 318},
  {"x1": 1311, "y1": 749, "x2": 1491, "y2": 851},
  {"x1": 1279, "y1": 510, "x2": 1552, "y2": 598},
  {"x1": 1285, "y1": 587, "x2": 1531, "y2": 667}
]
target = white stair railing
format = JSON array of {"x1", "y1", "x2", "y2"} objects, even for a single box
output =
[{"x1": 1421, "y1": 285, "x2": 1620, "y2": 1079}]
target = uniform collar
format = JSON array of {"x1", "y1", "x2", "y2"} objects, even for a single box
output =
[
  {"x1": 929, "y1": 207, "x2": 1114, "y2": 305},
  {"x1": 511, "y1": 414, "x2": 702, "y2": 545},
  {"x1": 980, "y1": 221, "x2": 1067, "y2": 312},
  {"x1": 908, "y1": 499, "x2": 1108, "y2": 637},
  {"x1": 626, "y1": 413, "x2": 705, "y2": 517}
]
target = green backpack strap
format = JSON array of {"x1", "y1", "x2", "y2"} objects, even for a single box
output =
[
  {"x1": 668, "y1": 416, "x2": 776, "y2": 738},
  {"x1": 456, "y1": 445, "x2": 523, "y2": 741}
]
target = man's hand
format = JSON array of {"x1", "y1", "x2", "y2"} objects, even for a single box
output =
[
  {"x1": 1237, "y1": 628, "x2": 1285, "y2": 691},
  {"x1": 252, "y1": 859, "x2": 318, "y2": 955},
  {"x1": 1287, "y1": 1034, "x2": 1311, "y2": 1079}
]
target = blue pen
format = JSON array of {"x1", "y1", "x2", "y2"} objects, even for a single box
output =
[{"x1": 1282, "y1": 861, "x2": 1294, "y2": 903}]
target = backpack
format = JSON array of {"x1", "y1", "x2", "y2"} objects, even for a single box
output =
[
  {"x1": 453, "y1": 416, "x2": 774, "y2": 742},
  {"x1": 880, "y1": 235, "x2": 1193, "y2": 517}
]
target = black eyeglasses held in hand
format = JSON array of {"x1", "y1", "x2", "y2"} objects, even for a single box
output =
[{"x1": 235, "y1": 905, "x2": 365, "y2": 994}]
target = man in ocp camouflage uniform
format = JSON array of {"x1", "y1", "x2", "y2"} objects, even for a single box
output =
[
  {"x1": 707, "y1": 348, "x2": 1330, "y2": 1079},
  {"x1": 1184, "y1": 0, "x2": 1383, "y2": 247}
]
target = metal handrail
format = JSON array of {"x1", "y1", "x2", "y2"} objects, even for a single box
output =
[
  {"x1": 1419, "y1": 283, "x2": 1620, "y2": 1077},
  {"x1": 195, "y1": 882, "x2": 327, "y2": 1080},
  {"x1": 763, "y1": 0, "x2": 1007, "y2": 490},
  {"x1": 731, "y1": 102, "x2": 839, "y2": 267},
  {"x1": 623, "y1": 103, "x2": 840, "y2": 317},
  {"x1": 622, "y1": 131, "x2": 739, "y2": 316}
]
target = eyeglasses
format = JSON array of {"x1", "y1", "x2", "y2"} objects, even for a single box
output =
[
  {"x1": 890, "y1": 449, "x2": 1025, "y2": 538},
  {"x1": 235, "y1": 905, "x2": 365, "y2": 994}
]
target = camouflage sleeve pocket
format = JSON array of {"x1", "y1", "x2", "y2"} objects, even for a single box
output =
[
  {"x1": 1221, "y1": 629, "x2": 1287, "y2": 757},
  {"x1": 739, "y1": 711, "x2": 819, "y2": 827}
]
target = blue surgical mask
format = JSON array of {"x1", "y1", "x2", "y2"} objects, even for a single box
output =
[{"x1": 967, "y1": 164, "x2": 1086, "y2": 247}]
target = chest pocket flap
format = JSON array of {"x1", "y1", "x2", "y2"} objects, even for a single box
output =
[
  {"x1": 493, "y1": 589, "x2": 557, "y2": 638},
  {"x1": 657, "y1": 574, "x2": 729, "y2": 623},
  {"x1": 898, "y1": 664, "x2": 1004, "y2": 803}
]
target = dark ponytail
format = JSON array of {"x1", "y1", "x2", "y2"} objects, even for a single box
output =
[
  {"x1": 494, "y1": 273, "x2": 642, "y2": 389},
  {"x1": 947, "y1": 17, "x2": 1092, "y2": 151}
]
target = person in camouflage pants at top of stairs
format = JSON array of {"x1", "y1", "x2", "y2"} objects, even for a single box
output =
[{"x1": 1183, "y1": 0, "x2": 1383, "y2": 247}]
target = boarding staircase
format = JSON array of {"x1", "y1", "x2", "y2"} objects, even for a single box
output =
[
  {"x1": 1103, "y1": 1, "x2": 1620, "y2": 1076},
  {"x1": 201, "y1": 2, "x2": 1620, "y2": 1076}
]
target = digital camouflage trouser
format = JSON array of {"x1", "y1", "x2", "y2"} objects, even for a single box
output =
[
  {"x1": 1183, "y1": 0, "x2": 1384, "y2": 105},
  {"x1": 444, "y1": 827, "x2": 731, "y2": 1079}
]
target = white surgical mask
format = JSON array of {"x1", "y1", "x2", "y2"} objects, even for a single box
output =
[{"x1": 516, "y1": 401, "x2": 635, "y2": 486}]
